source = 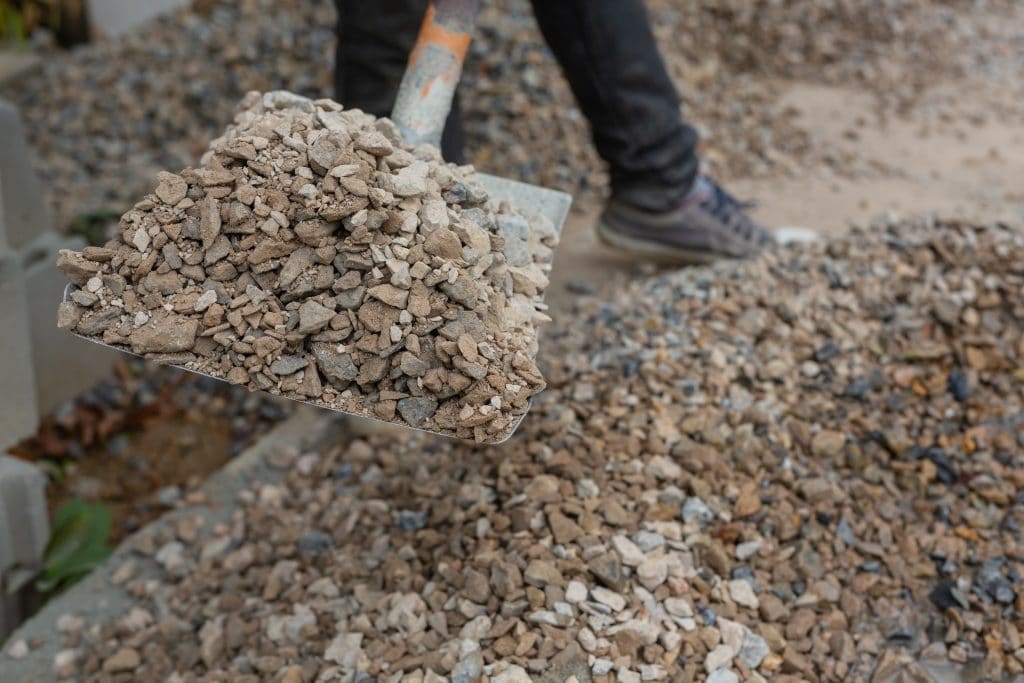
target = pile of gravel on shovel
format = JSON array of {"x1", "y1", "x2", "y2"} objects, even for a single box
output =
[
  {"x1": 31, "y1": 215, "x2": 1024, "y2": 682},
  {"x1": 57, "y1": 91, "x2": 558, "y2": 443}
]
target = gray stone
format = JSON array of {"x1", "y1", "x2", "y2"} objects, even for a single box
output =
[
  {"x1": 440, "y1": 275, "x2": 480, "y2": 309},
  {"x1": 297, "y1": 300, "x2": 334, "y2": 335},
  {"x1": 682, "y1": 497, "x2": 715, "y2": 526},
  {"x1": 397, "y1": 397, "x2": 438, "y2": 427},
  {"x1": 270, "y1": 355, "x2": 309, "y2": 376},
  {"x1": 737, "y1": 631, "x2": 770, "y2": 669},
  {"x1": 389, "y1": 161, "x2": 429, "y2": 197},
  {"x1": 0, "y1": 456, "x2": 47, "y2": 640},
  {"x1": 311, "y1": 343, "x2": 358, "y2": 387},
  {"x1": 335, "y1": 286, "x2": 365, "y2": 310}
]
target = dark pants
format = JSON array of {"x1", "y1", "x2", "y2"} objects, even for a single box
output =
[{"x1": 334, "y1": 0, "x2": 700, "y2": 212}]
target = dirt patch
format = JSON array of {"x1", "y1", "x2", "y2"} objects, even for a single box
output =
[{"x1": 9, "y1": 362, "x2": 289, "y2": 543}]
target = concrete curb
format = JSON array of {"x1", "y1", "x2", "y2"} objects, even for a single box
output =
[
  {"x1": 0, "y1": 456, "x2": 48, "y2": 641},
  {"x1": 0, "y1": 406, "x2": 340, "y2": 682}
]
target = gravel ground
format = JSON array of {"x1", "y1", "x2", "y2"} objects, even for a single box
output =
[
  {"x1": 4, "y1": 0, "x2": 1018, "y2": 231},
  {"x1": 5, "y1": 1, "x2": 1024, "y2": 681},
  {"x1": 14, "y1": 215, "x2": 1024, "y2": 682}
]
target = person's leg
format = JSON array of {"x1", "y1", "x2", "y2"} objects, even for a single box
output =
[
  {"x1": 529, "y1": 0, "x2": 778, "y2": 262},
  {"x1": 333, "y1": 0, "x2": 465, "y2": 163},
  {"x1": 528, "y1": 0, "x2": 699, "y2": 213}
]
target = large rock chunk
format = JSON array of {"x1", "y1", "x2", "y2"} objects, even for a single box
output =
[
  {"x1": 311, "y1": 343, "x2": 358, "y2": 388},
  {"x1": 129, "y1": 313, "x2": 198, "y2": 353},
  {"x1": 297, "y1": 300, "x2": 334, "y2": 335}
]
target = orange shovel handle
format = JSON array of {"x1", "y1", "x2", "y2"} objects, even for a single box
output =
[{"x1": 391, "y1": 0, "x2": 481, "y2": 151}]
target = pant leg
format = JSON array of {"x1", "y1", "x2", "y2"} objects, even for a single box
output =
[
  {"x1": 333, "y1": 0, "x2": 466, "y2": 163},
  {"x1": 529, "y1": 0, "x2": 699, "y2": 212}
]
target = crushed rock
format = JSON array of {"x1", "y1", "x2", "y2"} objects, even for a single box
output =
[
  {"x1": 46, "y1": 215, "x2": 1024, "y2": 682},
  {"x1": 57, "y1": 90, "x2": 558, "y2": 443}
]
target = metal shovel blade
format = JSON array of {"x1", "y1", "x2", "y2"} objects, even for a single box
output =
[{"x1": 61, "y1": 177, "x2": 570, "y2": 444}]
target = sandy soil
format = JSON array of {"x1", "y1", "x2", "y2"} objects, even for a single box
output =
[{"x1": 548, "y1": 76, "x2": 1024, "y2": 314}]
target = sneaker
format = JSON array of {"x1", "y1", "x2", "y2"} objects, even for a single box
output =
[{"x1": 597, "y1": 175, "x2": 773, "y2": 263}]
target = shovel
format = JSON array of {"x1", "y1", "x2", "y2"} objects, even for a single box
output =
[
  {"x1": 63, "y1": 0, "x2": 571, "y2": 443},
  {"x1": 390, "y1": 0, "x2": 571, "y2": 251}
]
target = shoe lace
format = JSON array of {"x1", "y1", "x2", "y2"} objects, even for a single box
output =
[{"x1": 699, "y1": 178, "x2": 767, "y2": 244}]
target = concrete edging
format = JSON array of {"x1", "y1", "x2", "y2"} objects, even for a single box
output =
[{"x1": 1, "y1": 406, "x2": 339, "y2": 682}]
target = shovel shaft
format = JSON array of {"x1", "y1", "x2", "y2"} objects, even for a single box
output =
[{"x1": 391, "y1": 0, "x2": 481, "y2": 149}]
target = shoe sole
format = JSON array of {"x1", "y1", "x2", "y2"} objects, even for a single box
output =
[{"x1": 596, "y1": 218, "x2": 721, "y2": 265}]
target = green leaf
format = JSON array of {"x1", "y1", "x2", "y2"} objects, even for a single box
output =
[
  {"x1": 39, "y1": 500, "x2": 113, "y2": 594},
  {"x1": 37, "y1": 459, "x2": 67, "y2": 485},
  {"x1": 35, "y1": 544, "x2": 111, "y2": 594}
]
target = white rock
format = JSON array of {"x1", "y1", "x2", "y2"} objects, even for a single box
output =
[
  {"x1": 637, "y1": 557, "x2": 668, "y2": 590},
  {"x1": 645, "y1": 455, "x2": 682, "y2": 480},
  {"x1": 307, "y1": 577, "x2": 340, "y2": 598},
  {"x1": 388, "y1": 259, "x2": 412, "y2": 288},
  {"x1": 329, "y1": 164, "x2": 360, "y2": 178},
  {"x1": 707, "y1": 670, "x2": 739, "y2": 683},
  {"x1": 738, "y1": 631, "x2": 771, "y2": 669},
  {"x1": 590, "y1": 586, "x2": 626, "y2": 612},
  {"x1": 132, "y1": 228, "x2": 150, "y2": 252},
  {"x1": 420, "y1": 199, "x2": 450, "y2": 231},
  {"x1": 663, "y1": 597, "x2": 693, "y2": 618},
  {"x1": 576, "y1": 478, "x2": 599, "y2": 499},
  {"x1": 660, "y1": 630, "x2": 682, "y2": 652},
  {"x1": 390, "y1": 161, "x2": 429, "y2": 197},
  {"x1": 56, "y1": 614, "x2": 85, "y2": 633},
  {"x1": 155, "y1": 541, "x2": 186, "y2": 573},
  {"x1": 632, "y1": 530, "x2": 666, "y2": 552},
  {"x1": 53, "y1": 649, "x2": 79, "y2": 674},
  {"x1": 193, "y1": 289, "x2": 218, "y2": 312},
  {"x1": 640, "y1": 664, "x2": 667, "y2": 680},
  {"x1": 565, "y1": 580, "x2": 588, "y2": 603},
  {"x1": 704, "y1": 644, "x2": 736, "y2": 673},
  {"x1": 591, "y1": 659, "x2": 614, "y2": 675},
  {"x1": 619, "y1": 671, "x2": 641, "y2": 683},
  {"x1": 7, "y1": 640, "x2": 28, "y2": 659},
  {"x1": 460, "y1": 615, "x2": 492, "y2": 640},
  {"x1": 774, "y1": 225, "x2": 820, "y2": 245},
  {"x1": 611, "y1": 534, "x2": 645, "y2": 566},
  {"x1": 492, "y1": 665, "x2": 533, "y2": 683},
  {"x1": 577, "y1": 627, "x2": 599, "y2": 652},
  {"x1": 718, "y1": 618, "x2": 745, "y2": 653},
  {"x1": 735, "y1": 539, "x2": 763, "y2": 560},
  {"x1": 527, "y1": 610, "x2": 572, "y2": 627},
  {"x1": 325, "y1": 632, "x2": 363, "y2": 669},
  {"x1": 727, "y1": 579, "x2": 760, "y2": 609}
]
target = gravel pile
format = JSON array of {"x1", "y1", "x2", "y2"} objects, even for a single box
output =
[
  {"x1": 56, "y1": 91, "x2": 557, "y2": 443},
  {"x1": 31, "y1": 215, "x2": 1024, "y2": 681},
  {"x1": 6, "y1": 0, "x2": 1015, "y2": 229}
]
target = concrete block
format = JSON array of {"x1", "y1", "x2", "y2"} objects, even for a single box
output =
[
  {"x1": 0, "y1": 100, "x2": 52, "y2": 252},
  {"x1": 88, "y1": 0, "x2": 189, "y2": 39},
  {"x1": 21, "y1": 234, "x2": 118, "y2": 418},
  {"x1": 0, "y1": 455, "x2": 48, "y2": 641},
  {"x1": 0, "y1": 249, "x2": 39, "y2": 450}
]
